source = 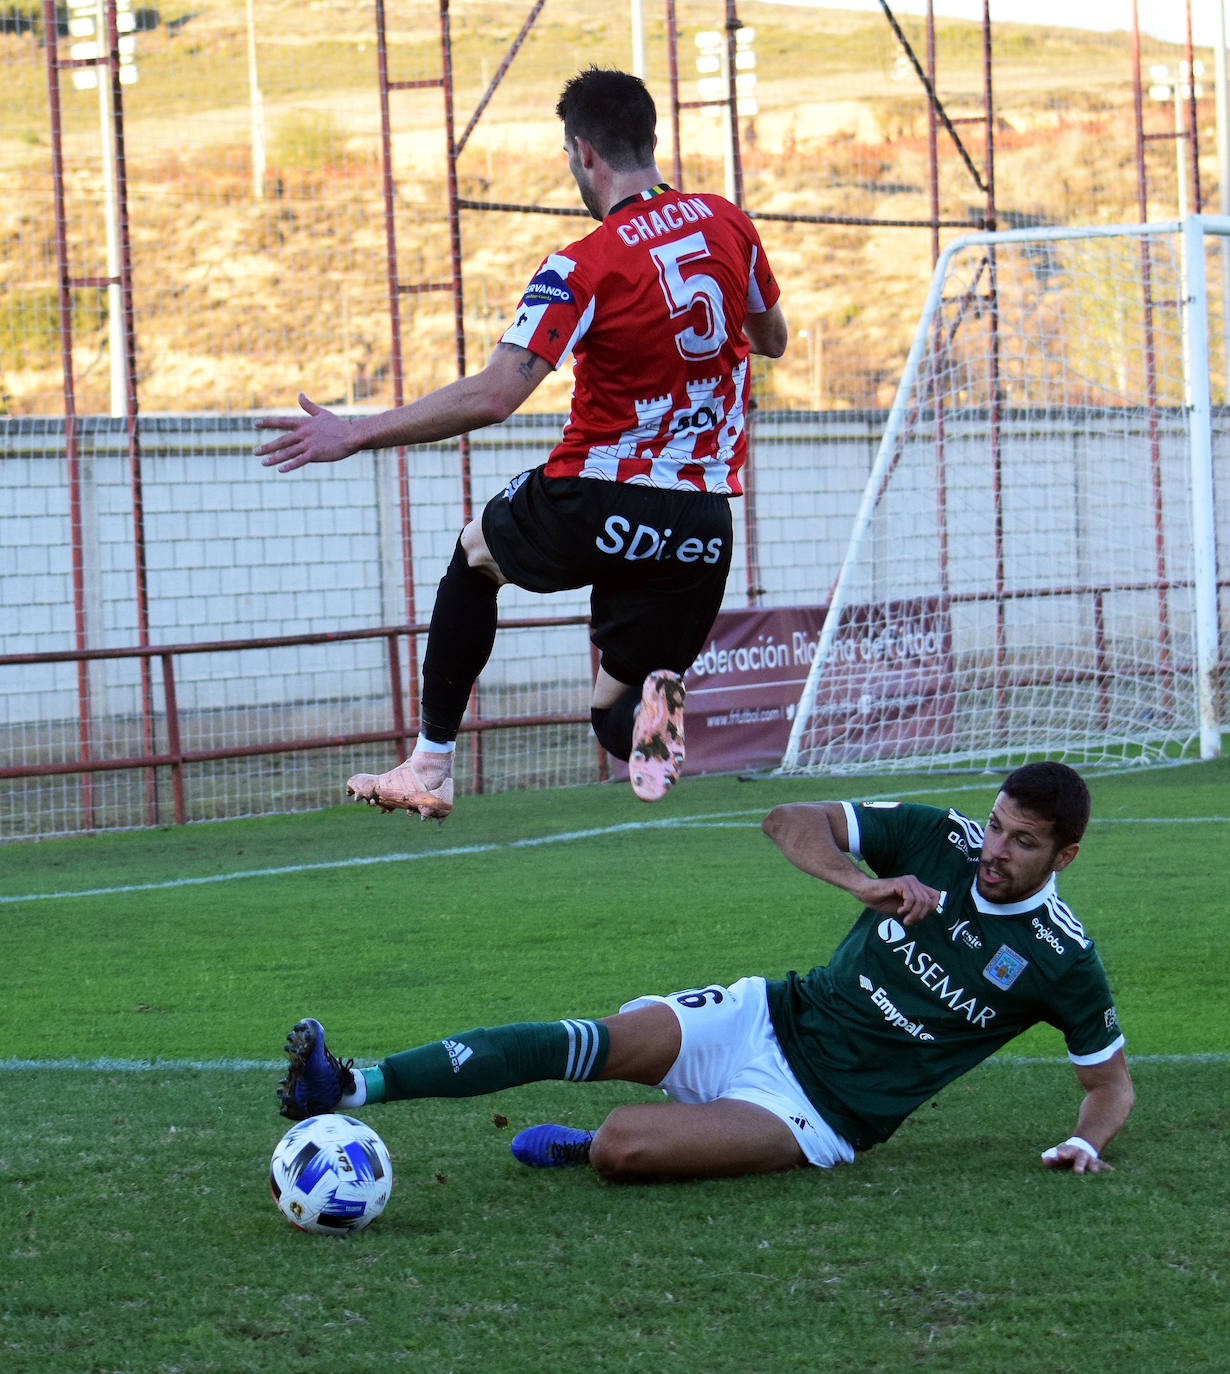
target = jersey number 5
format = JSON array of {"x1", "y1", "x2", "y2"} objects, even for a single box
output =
[{"x1": 650, "y1": 232, "x2": 728, "y2": 362}]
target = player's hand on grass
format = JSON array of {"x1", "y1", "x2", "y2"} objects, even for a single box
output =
[
  {"x1": 1041, "y1": 1137, "x2": 1113, "y2": 1174},
  {"x1": 255, "y1": 393, "x2": 358, "y2": 472}
]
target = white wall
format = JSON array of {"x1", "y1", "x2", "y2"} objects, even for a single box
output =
[
  {"x1": 1, "y1": 407, "x2": 1224, "y2": 729},
  {"x1": 0, "y1": 411, "x2": 879, "y2": 725}
]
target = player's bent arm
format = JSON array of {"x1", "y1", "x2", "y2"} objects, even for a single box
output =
[
  {"x1": 761, "y1": 803, "x2": 940, "y2": 923},
  {"x1": 1041, "y1": 1049, "x2": 1134, "y2": 1175},
  {"x1": 762, "y1": 802, "x2": 855, "y2": 881},
  {"x1": 744, "y1": 302, "x2": 788, "y2": 358}
]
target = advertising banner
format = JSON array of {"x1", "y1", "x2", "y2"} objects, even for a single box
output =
[
  {"x1": 607, "y1": 605, "x2": 828, "y2": 779},
  {"x1": 800, "y1": 595, "x2": 956, "y2": 765},
  {"x1": 682, "y1": 604, "x2": 830, "y2": 774},
  {"x1": 609, "y1": 597, "x2": 954, "y2": 779}
]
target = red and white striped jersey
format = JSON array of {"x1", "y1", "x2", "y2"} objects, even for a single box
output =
[{"x1": 499, "y1": 184, "x2": 780, "y2": 495}]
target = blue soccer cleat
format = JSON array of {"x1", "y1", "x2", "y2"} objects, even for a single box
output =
[
  {"x1": 277, "y1": 1017, "x2": 357, "y2": 1121},
  {"x1": 511, "y1": 1123, "x2": 594, "y2": 1168}
]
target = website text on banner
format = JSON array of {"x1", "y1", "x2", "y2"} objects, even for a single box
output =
[{"x1": 607, "y1": 600, "x2": 955, "y2": 778}]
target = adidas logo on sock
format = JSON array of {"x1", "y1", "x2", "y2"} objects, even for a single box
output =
[{"x1": 442, "y1": 1038, "x2": 473, "y2": 1073}]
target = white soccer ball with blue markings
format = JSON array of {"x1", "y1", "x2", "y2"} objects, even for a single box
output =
[{"x1": 269, "y1": 1113, "x2": 393, "y2": 1234}]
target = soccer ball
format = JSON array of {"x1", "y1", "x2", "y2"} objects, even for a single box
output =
[{"x1": 269, "y1": 1113, "x2": 393, "y2": 1234}]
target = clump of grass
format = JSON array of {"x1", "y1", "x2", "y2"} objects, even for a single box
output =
[
  {"x1": 268, "y1": 111, "x2": 352, "y2": 175},
  {"x1": 0, "y1": 285, "x2": 107, "y2": 366}
]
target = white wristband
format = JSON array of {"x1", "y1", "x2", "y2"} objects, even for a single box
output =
[
  {"x1": 1065, "y1": 1135, "x2": 1099, "y2": 1158},
  {"x1": 1042, "y1": 1135, "x2": 1099, "y2": 1161}
]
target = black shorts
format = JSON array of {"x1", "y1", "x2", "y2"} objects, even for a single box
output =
[{"x1": 482, "y1": 467, "x2": 734, "y2": 685}]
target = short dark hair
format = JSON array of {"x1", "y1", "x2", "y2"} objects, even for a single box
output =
[
  {"x1": 555, "y1": 67, "x2": 657, "y2": 172},
  {"x1": 1000, "y1": 761, "x2": 1091, "y2": 850}
]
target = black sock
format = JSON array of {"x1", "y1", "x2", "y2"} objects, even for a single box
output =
[
  {"x1": 591, "y1": 686, "x2": 640, "y2": 761},
  {"x1": 420, "y1": 540, "x2": 499, "y2": 744}
]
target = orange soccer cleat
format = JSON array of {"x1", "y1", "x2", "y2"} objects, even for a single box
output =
[
  {"x1": 346, "y1": 752, "x2": 454, "y2": 821},
  {"x1": 629, "y1": 669, "x2": 686, "y2": 803}
]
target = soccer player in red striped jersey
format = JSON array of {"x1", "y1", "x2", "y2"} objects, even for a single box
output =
[{"x1": 255, "y1": 67, "x2": 788, "y2": 821}]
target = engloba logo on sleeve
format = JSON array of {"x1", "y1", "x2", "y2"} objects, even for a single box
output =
[{"x1": 520, "y1": 269, "x2": 575, "y2": 307}]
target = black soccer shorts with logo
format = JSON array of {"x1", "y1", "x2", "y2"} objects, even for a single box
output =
[{"x1": 481, "y1": 466, "x2": 734, "y2": 686}]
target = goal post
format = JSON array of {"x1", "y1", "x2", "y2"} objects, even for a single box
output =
[{"x1": 780, "y1": 217, "x2": 1227, "y2": 778}]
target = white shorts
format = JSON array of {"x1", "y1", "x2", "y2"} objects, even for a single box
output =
[{"x1": 619, "y1": 975, "x2": 855, "y2": 1169}]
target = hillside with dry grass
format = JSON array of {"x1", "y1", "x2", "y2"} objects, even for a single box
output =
[{"x1": 0, "y1": 0, "x2": 1205, "y2": 416}]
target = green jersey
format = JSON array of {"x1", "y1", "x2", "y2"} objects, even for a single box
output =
[{"x1": 765, "y1": 801, "x2": 1124, "y2": 1152}]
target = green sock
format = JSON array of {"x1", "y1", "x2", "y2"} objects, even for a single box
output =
[
  {"x1": 377, "y1": 1019, "x2": 609, "y2": 1103},
  {"x1": 360, "y1": 1065, "x2": 386, "y2": 1103}
]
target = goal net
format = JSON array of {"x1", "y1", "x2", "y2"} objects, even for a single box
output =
[{"x1": 781, "y1": 218, "x2": 1227, "y2": 777}]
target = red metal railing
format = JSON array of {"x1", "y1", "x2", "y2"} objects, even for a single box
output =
[
  {"x1": 6, "y1": 575, "x2": 1220, "y2": 836},
  {"x1": 43, "y1": 0, "x2": 153, "y2": 829},
  {"x1": 1, "y1": 615, "x2": 603, "y2": 831}
]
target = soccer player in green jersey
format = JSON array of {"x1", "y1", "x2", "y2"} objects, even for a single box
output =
[{"x1": 277, "y1": 761, "x2": 1133, "y2": 1180}]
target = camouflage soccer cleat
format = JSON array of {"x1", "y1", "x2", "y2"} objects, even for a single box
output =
[
  {"x1": 629, "y1": 669, "x2": 686, "y2": 802},
  {"x1": 277, "y1": 1017, "x2": 357, "y2": 1121},
  {"x1": 346, "y1": 752, "x2": 454, "y2": 821},
  {"x1": 510, "y1": 1123, "x2": 595, "y2": 1168}
]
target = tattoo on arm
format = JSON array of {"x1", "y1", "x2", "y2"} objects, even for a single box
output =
[{"x1": 497, "y1": 341, "x2": 547, "y2": 384}]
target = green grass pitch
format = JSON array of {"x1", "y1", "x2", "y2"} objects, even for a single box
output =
[{"x1": 2, "y1": 761, "x2": 1227, "y2": 1373}]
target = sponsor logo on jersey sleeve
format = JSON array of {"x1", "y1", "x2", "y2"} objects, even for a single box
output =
[
  {"x1": 1031, "y1": 916, "x2": 1065, "y2": 954},
  {"x1": 945, "y1": 810, "x2": 984, "y2": 860},
  {"x1": 520, "y1": 268, "x2": 575, "y2": 308},
  {"x1": 1104, "y1": 1006, "x2": 1119, "y2": 1031},
  {"x1": 983, "y1": 945, "x2": 1029, "y2": 990}
]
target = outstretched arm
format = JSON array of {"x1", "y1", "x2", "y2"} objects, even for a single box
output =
[
  {"x1": 254, "y1": 342, "x2": 553, "y2": 473},
  {"x1": 761, "y1": 802, "x2": 943, "y2": 926},
  {"x1": 1041, "y1": 1049, "x2": 1134, "y2": 1175}
]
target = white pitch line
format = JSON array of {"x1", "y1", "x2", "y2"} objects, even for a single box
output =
[
  {"x1": 1090, "y1": 815, "x2": 1230, "y2": 823},
  {"x1": 2, "y1": 1051, "x2": 1225, "y2": 1072},
  {"x1": 0, "y1": 812, "x2": 759, "y2": 904},
  {"x1": 2, "y1": 793, "x2": 1224, "y2": 905},
  {"x1": 0, "y1": 1057, "x2": 288, "y2": 1071}
]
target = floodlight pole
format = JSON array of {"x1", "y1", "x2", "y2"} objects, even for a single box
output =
[
  {"x1": 630, "y1": 0, "x2": 646, "y2": 76},
  {"x1": 94, "y1": 0, "x2": 126, "y2": 415},
  {"x1": 245, "y1": 0, "x2": 266, "y2": 201}
]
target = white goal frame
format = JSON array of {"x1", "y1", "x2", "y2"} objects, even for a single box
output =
[{"x1": 781, "y1": 216, "x2": 1226, "y2": 777}]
